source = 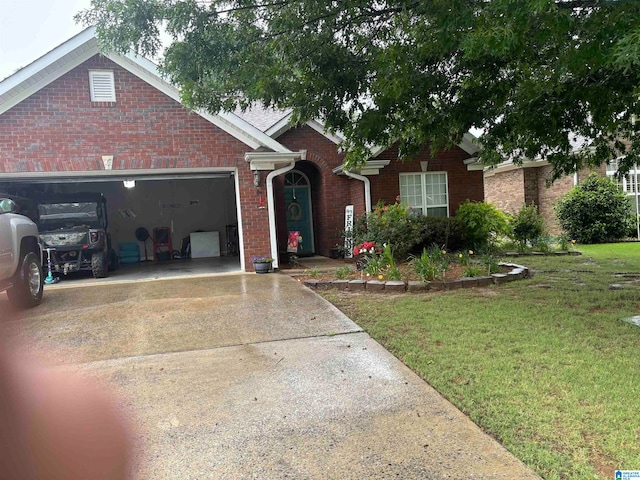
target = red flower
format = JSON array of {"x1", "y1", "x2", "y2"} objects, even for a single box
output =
[{"x1": 353, "y1": 241, "x2": 378, "y2": 256}]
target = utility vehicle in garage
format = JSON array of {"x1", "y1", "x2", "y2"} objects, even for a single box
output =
[{"x1": 36, "y1": 193, "x2": 117, "y2": 279}]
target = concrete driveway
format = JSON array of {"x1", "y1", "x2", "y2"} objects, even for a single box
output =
[{"x1": 3, "y1": 274, "x2": 539, "y2": 479}]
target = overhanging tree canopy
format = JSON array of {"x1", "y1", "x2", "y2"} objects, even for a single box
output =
[{"x1": 78, "y1": 0, "x2": 640, "y2": 178}]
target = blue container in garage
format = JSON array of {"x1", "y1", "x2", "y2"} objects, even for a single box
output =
[{"x1": 119, "y1": 242, "x2": 140, "y2": 264}]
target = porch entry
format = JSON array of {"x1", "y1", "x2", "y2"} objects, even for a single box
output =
[{"x1": 284, "y1": 170, "x2": 314, "y2": 255}]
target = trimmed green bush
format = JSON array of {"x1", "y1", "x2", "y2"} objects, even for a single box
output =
[
  {"x1": 555, "y1": 174, "x2": 634, "y2": 243},
  {"x1": 413, "y1": 216, "x2": 466, "y2": 253},
  {"x1": 455, "y1": 200, "x2": 510, "y2": 250},
  {"x1": 510, "y1": 203, "x2": 545, "y2": 248},
  {"x1": 350, "y1": 201, "x2": 422, "y2": 260}
]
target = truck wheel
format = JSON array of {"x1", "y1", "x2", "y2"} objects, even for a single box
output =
[
  {"x1": 7, "y1": 251, "x2": 44, "y2": 308},
  {"x1": 91, "y1": 252, "x2": 107, "y2": 279}
]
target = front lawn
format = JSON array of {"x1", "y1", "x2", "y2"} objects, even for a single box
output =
[{"x1": 322, "y1": 243, "x2": 640, "y2": 480}]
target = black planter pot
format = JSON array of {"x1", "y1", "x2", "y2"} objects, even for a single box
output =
[{"x1": 253, "y1": 262, "x2": 272, "y2": 274}]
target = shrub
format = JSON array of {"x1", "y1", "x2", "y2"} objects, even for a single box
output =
[
  {"x1": 413, "y1": 216, "x2": 466, "y2": 253},
  {"x1": 455, "y1": 201, "x2": 510, "y2": 250},
  {"x1": 348, "y1": 201, "x2": 422, "y2": 261},
  {"x1": 510, "y1": 204, "x2": 545, "y2": 248},
  {"x1": 555, "y1": 174, "x2": 634, "y2": 243}
]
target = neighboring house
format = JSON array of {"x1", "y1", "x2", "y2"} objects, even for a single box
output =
[
  {"x1": 485, "y1": 154, "x2": 640, "y2": 236},
  {"x1": 484, "y1": 159, "x2": 610, "y2": 235},
  {"x1": 0, "y1": 27, "x2": 484, "y2": 272}
]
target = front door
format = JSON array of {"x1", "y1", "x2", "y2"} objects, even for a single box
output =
[{"x1": 284, "y1": 171, "x2": 314, "y2": 255}]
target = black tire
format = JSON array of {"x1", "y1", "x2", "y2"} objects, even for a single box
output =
[
  {"x1": 7, "y1": 251, "x2": 44, "y2": 308},
  {"x1": 91, "y1": 252, "x2": 107, "y2": 278}
]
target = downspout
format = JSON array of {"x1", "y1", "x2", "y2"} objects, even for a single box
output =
[
  {"x1": 343, "y1": 170, "x2": 372, "y2": 214},
  {"x1": 266, "y1": 162, "x2": 296, "y2": 270}
]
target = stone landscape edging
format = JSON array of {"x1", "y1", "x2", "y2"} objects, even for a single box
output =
[{"x1": 302, "y1": 262, "x2": 530, "y2": 293}]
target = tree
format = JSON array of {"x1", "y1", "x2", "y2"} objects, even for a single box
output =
[
  {"x1": 78, "y1": 1, "x2": 640, "y2": 178},
  {"x1": 555, "y1": 173, "x2": 633, "y2": 243}
]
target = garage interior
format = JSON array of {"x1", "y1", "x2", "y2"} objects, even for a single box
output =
[{"x1": 0, "y1": 173, "x2": 242, "y2": 282}]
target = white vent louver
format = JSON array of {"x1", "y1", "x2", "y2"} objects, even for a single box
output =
[{"x1": 89, "y1": 70, "x2": 116, "y2": 102}]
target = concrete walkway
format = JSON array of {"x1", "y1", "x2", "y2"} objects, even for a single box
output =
[{"x1": 3, "y1": 274, "x2": 540, "y2": 479}]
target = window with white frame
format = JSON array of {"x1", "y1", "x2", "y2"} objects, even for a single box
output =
[
  {"x1": 399, "y1": 172, "x2": 449, "y2": 217},
  {"x1": 606, "y1": 164, "x2": 640, "y2": 194},
  {"x1": 89, "y1": 70, "x2": 116, "y2": 102}
]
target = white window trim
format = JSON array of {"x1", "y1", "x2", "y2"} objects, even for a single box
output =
[
  {"x1": 606, "y1": 167, "x2": 640, "y2": 195},
  {"x1": 399, "y1": 171, "x2": 450, "y2": 217},
  {"x1": 89, "y1": 70, "x2": 116, "y2": 102}
]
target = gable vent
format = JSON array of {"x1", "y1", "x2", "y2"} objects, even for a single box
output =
[{"x1": 89, "y1": 70, "x2": 116, "y2": 102}]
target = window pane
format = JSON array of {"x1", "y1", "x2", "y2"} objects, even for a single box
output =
[
  {"x1": 426, "y1": 206, "x2": 448, "y2": 217},
  {"x1": 400, "y1": 174, "x2": 423, "y2": 210}
]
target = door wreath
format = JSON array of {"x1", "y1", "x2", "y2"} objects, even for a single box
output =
[{"x1": 288, "y1": 201, "x2": 303, "y2": 221}]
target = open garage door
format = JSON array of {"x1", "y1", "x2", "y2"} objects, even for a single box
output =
[{"x1": 0, "y1": 170, "x2": 241, "y2": 283}]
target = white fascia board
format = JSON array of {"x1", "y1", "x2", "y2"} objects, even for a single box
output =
[
  {"x1": 463, "y1": 156, "x2": 484, "y2": 171},
  {"x1": 219, "y1": 111, "x2": 291, "y2": 153},
  {"x1": 0, "y1": 25, "x2": 290, "y2": 153},
  {"x1": 483, "y1": 158, "x2": 550, "y2": 176},
  {"x1": 0, "y1": 167, "x2": 235, "y2": 182},
  {"x1": 0, "y1": 27, "x2": 97, "y2": 94},
  {"x1": 265, "y1": 111, "x2": 294, "y2": 138},
  {"x1": 0, "y1": 29, "x2": 100, "y2": 115},
  {"x1": 305, "y1": 119, "x2": 345, "y2": 145},
  {"x1": 112, "y1": 53, "x2": 291, "y2": 153},
  {"x1": 245, "y1": 151, "x2": 304, "y2": 170},
  {"x1": 266, "y1": 114, "x2": 346, "y2": 147},
  {"x1": 332, "y1": 159, "x2": 390, "y2": 175},
  {"x1": 370, "y1": 132, "x2": 482, "y2": 159},
  {"x1": 460, "y1": 132, "x2": 481, "y2": 155}
]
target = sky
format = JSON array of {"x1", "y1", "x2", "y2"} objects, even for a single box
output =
[{"x1": 0, "y1": 0, "x2": 92, "y2": 81}]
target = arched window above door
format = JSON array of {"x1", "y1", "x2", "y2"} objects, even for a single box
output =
[{"x1": 284, "y1": 171, "x2": 309, "y2": 188}]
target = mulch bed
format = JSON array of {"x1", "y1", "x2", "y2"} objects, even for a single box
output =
[{"x1": 290, "y1": 262, "x2": 496, "y2": 284}]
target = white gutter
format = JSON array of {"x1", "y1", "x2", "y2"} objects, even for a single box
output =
[
  {"x1": 267, "y1": 162, "x2": 297, "y2": 270},
  {"x1": 343, "y1": 171, "x2": 372, "y2": 214}
]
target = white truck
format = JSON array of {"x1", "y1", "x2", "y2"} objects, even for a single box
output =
[{"x1": 0, "y1": 197, "x2": 44, "y2": 307}]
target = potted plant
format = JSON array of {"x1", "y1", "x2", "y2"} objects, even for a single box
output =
[{"x1": 251, "y1": 255, "x2": 274, "y2": 274}]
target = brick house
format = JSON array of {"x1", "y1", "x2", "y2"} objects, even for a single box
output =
[
  {"x1": 0, "y1": 27, "x2": 485, "y2": 272},
  {"x1": 484, "y1": 160, "x2": 609, "y2": 235}
]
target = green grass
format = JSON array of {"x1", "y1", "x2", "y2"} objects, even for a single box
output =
[{"x1": 323, "y1": 243, "x2": 640, "y2": 480}]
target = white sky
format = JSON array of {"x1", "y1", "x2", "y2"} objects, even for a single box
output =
[{"x1": 0, "y1": 0, "x2": 92, "y2": 81}]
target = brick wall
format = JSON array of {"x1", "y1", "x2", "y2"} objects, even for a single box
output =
[
  {"x1": 484, "y1": 163, "x2": 609, "y2": 235},
  {"x1": 371, "y1": 143, "x2": 485, "y2": 214},
  {"x1": 275, "y1": 129, "x2": 485, "y2": 254},
  {"x1": 523, "y1": 168, "x2": 539, "y2": 205},
  {"x1": 484, "y1": 168, "x2": 526, "y2": 214},
  {"x1": 0, "y1": 54, "x2": 271, "y2": 270}
]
